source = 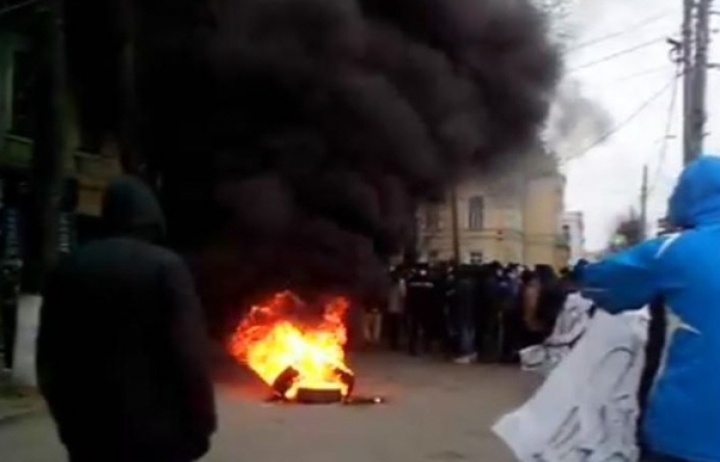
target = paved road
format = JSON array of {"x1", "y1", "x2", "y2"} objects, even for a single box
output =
[{"x1": 0, "y1": 353, "x2": 539, "y2": 462}]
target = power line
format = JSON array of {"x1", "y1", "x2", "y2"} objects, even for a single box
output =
[
  {"x1": 648, "y1": 65, "x2": 682, "y2": 197},
  {"x1": 569, "y1": 37, "x2": 668, "y2": 73},
  {"x1": 0, "y1": 0, "x2": 41, "y2": 17},
  {"x1": 570, "y1": 75, "x2": 681, "y2": 160},
  {"x1": 608, "y1": 65, "x2": 675, "y2": 84},
  {"x1": 568, "y1": 10, "x2": 674, "y2": 53}
]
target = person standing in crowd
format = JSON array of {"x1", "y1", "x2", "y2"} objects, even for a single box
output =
[
  {"x1": 405, "y1": 264, "x2": 442, "y2": 355},
  {"x1": 449, "y1": 265, "x2": 478, "y2": 364},
  {"x1": 520, "y1": 270, "x2": 545, "y2": 346},
  {"x1": 362, "y1": 299, "x2": 384, "y2": 348},
  {"x1": 534, "y1": 264, "x2": 566, "y2": 336},
  {"x1": 475, "y1": 264, "x2": 505, "y2": 361},
  {"x1": 581, "y1": 156, "x2": 720, "y2": 462},
  {"x1": 37, "y1": 177, "x2": 217, "y2": 462},
  {"x1": 499, "y1": 269, "x2": 539, "y2": 363},
  {"x1": 385, "y1": 270, "x2": 406, "y2": 350}
]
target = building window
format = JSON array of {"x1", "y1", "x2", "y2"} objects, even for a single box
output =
[
  {"x1": 469, "y1": 251, "x2": 483, "y2": 264},
  {"x1": 426, "y1": 205, "x2": 441, "y2": 232},
  {"x1": 468, "y1": 196, "x2": 484, "y2": 230},
  {"x1": 428, "y1": 250, "x2": 439, "y2": 262},
  {"x1": 562, "y1": 224, "x2": 571, "y2": 244}
]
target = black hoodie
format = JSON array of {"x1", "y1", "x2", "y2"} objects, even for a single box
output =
[{"x1": 37, "y1": 177, "x2": 216, "y2": 461}]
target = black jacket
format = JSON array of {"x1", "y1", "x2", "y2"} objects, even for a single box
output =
[
  {"x1": 37, "y1": 177, "x2": 216, "y2": 460},
  {"x1": 405, "y1": 273, "x2": 442, "y2": 316}
]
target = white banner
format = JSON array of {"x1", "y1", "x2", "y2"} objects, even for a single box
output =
[
  {"x1": 520, "y1": 293, "x2": 594, "y2": 376},
  {"x1": 494, "y1": 310, "x2": 649, "y2": 462}
]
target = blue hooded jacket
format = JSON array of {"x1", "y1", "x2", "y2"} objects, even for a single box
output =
[{"x1": 581, "y1": 156, "x2": 720, "y2": 462}]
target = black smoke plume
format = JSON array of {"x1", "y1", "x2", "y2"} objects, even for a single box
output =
[
  {"x1": 66, "y1": 0, "x2": 560, "y2": 325},
  {"x1": 546, "y1": 78, "x2": 612, "y2": 162}
]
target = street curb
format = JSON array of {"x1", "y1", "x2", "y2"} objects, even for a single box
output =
[{"x1": 0, "y1": 402, "x2": 45, "y2": 427}]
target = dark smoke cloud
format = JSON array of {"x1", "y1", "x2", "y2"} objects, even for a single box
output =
[
  {"x1": 66, "y1": 0, "x2": 560, "y2": 323},
  {"x1": 545, "y1": 78, "x2": 613, "y2": 161}
]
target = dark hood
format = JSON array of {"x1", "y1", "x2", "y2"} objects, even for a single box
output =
[{"x1": 101, "y1": 176, "x2": 166, "y2": 242}]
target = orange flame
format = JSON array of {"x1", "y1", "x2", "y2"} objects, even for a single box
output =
[{"x1": 229, "y1": 291, "x2": 353, "y2": 399}]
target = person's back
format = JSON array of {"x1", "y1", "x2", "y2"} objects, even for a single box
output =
[
  {"x1": 37, "y1": 177, "x2": 216, "y2": 462},
  {"x1": 582, "y1": 156, "x2": 720, "y2": 462},
  {"x1": 405, "y1": 268, "x2": 438, "y2": 314},
  {"x1": 405, "y1": 267, "x2": 440, "y2": 354},
  {"x1": 450, "y1": 269, "x2": 477, "y2": 362}
]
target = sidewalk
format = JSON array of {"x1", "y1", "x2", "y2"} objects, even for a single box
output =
[{"x1": 0, "y1": 368, "x2": 44, "y2": 426}]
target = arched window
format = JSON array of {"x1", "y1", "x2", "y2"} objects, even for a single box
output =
[{"x1": 468, "y1": 196, "x2": 484, "y2": 230}]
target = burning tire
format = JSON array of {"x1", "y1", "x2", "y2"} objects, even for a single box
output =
[
  {"x1": 271, "y1": 366, "x2": 301, "y2": 399},
  {"x1": 230, "y1": 292, "x2": 355, "y2": 403},
  {"x1": 296, "y1": 387, "x2": 344, "y2": 404}
]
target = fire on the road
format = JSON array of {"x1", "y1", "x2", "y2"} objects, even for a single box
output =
[{"x1": 230, "y1": 291, "x2": 354, "y2": 400}]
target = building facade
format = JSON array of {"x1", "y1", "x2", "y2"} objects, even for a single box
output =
[
  {"x1": 0, "y1": 27, "x2": 123, "y2": 244},
  {"x1": 417, "y1": 152, "x2": 569, "y2": 268}
]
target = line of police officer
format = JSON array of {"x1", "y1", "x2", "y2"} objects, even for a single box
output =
[{"x1": 395, "y1": 261, "x2": 560, "y2": 361}]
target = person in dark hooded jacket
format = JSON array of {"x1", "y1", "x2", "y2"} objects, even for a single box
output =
[{"x1": 36, "y1": 176, "x2": 216, "y2": 462}]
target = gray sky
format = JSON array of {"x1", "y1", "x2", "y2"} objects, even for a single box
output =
[{"x1": 557, "y1": 0, "x2": 717, "y2": 250}]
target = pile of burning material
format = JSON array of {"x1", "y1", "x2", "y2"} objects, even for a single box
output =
[{"x1": 230, "y1": 291, "x2": 359, "y2": 404}]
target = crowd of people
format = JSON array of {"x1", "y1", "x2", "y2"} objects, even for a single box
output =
[
  {"x1": 21, "y1": 156, "x2": 720, "y2": 462},
  {"x1": 361, "y1": 260, "x2": 584, "y2": 364}
]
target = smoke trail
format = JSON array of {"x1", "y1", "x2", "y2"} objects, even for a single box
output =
[
  {"x1": 545, "y1": 78, "x2": 613, "y2": 162},
  {"x1": 66, "y1": 0, "x2": 561, "y2": 322}
]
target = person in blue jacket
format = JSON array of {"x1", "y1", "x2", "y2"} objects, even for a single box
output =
[{"x1": 581, "y1": 155, "x2": 720, "y2": 462}]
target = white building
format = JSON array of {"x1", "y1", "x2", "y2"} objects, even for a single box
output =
[
  {"x1": 561, "y1": 211, "x2": 585, "y2": 265},
  {"x1": 417, "y1": 151, "x2": 569, "y2": 267}
]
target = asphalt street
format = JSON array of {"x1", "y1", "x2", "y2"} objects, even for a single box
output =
[{"x1": 0, "y1": 353, "x2": 539, "y2": 462}]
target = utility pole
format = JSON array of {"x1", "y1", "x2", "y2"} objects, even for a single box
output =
[
  {"x1": 683, "y1": 0, "x2": 713, "y2": 164},
  {"x1": 640, "y1": 165, "x2": 649, "y2": 240},
  {"x1": 24, "y1": 0, "x2": 67, "y2": 293},
  {"x1": 682, "y1": 0, "x2": 695, "y2": 165},
  {"x1": 449, "y1": 184, "x2": 461, "y2": 263},
  {"x1": 13, "y1": 0, "x2": 69, "y2": 387},
  {"x1": 691, "y1": 0, "x2": 712, "y2": 161}
]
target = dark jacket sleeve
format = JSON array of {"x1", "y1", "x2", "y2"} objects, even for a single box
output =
[{"x1": 162, "y1": 256, "x2": 217, "y2": 436}]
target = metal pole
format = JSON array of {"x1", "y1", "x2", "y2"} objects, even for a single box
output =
[
  {"x1": 690, "y1": 0, "x2": 712, "y2": 161},
  {"x1": 23, "y1": 0, "x2": 67, "y2": 293},
  {"x1": 682, "y1": 0, "x2": 696, "y2": 165}
]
